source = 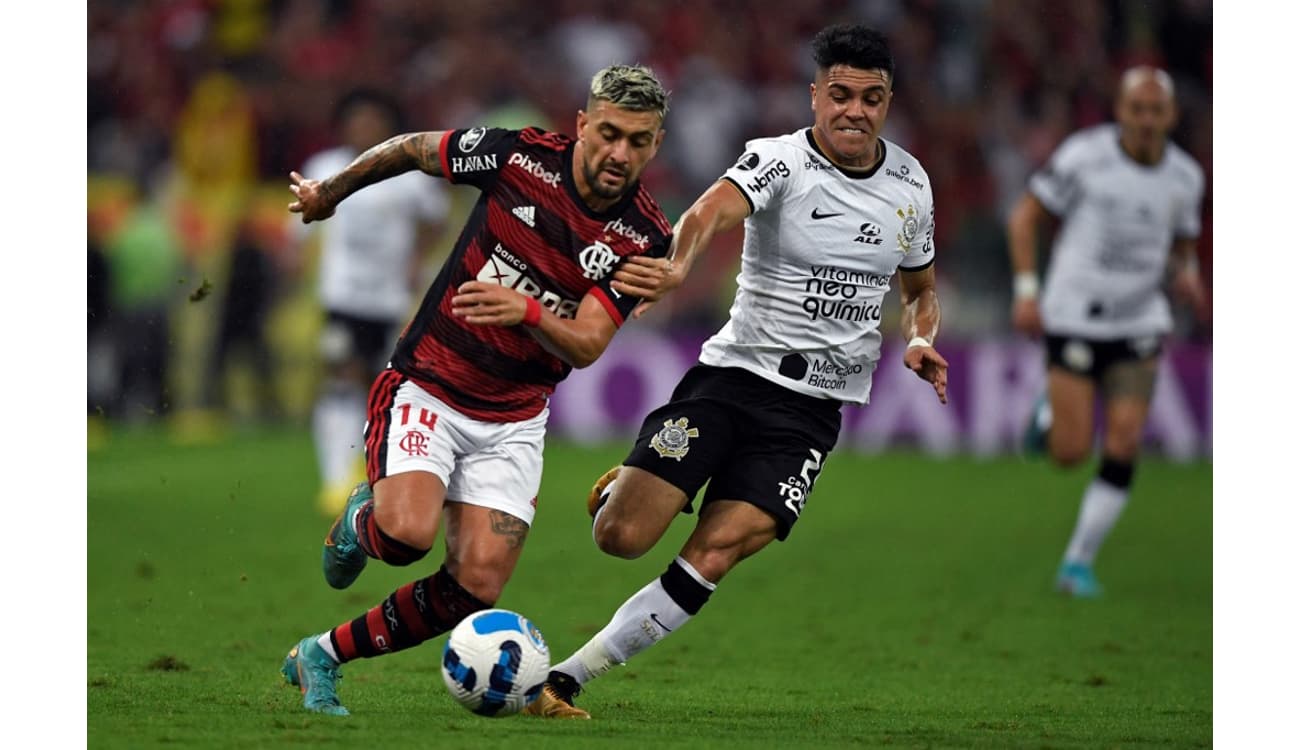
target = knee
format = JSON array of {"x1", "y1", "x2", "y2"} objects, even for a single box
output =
[
  {"x1": 592, "y1": 516, "x2": 652, "y2": 559},
  {"x1": 1049, "y1": 435, "x2": 1092, "y2": 468},
  {"x1": 446, "y1": 564, "x2": 505, "y2": 606},
  {"x1": 1102, "y1": 430, "x2": 1142, "y2": 462},
  {"x1": 373, "y1": 506, "x2": 438, "y2": 552}
]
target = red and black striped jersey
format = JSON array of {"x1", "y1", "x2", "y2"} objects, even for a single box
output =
[{"x1": 389, "y1": 126, "x2": 672, "y2": 423}]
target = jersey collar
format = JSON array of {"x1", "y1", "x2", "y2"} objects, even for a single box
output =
[{"x1": 804, "y1": 128, "x2": 888, "y2": 180}]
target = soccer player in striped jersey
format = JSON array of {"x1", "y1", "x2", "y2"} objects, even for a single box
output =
[
  {"x1": 1006, "y1": 66, "x2": 1209, "y2": 597},
  {"x1": 525, "y1": 24, "x2": 950, "y2": 719},
  {"x1": 279, "y1": 64, "x2": 676, "y2": 716}
]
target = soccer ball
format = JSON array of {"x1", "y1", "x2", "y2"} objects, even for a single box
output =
[{"x1": 440, "y1": 608, "x2": 550, "y2": 717}]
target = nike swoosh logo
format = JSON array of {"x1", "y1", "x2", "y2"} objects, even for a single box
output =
[
  {"x1": 811, "y1": 208, "x2": 843, "y2": 220},
  {"x1": 649, "y1": 613, "x2": 673, "y2": 632}
]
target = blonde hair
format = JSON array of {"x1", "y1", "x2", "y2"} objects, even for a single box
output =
[{"x1": 588, "y1": 64, "x2": 670, "y2": 121}]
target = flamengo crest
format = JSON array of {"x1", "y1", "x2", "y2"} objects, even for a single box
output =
[
  {"x1": 650, "y1": 417, "x2": 699, "y2": 461},
  {"x1": 579, "y1": 240, "x2": 618, "y2": 280}
]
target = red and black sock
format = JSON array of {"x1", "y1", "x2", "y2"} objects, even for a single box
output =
[
  {"x1": 328, "y1": 565, "x2": 489, "y2": 662},
  {"x1": 354, "y1": 501, "x2": 428, "y2": 566}
]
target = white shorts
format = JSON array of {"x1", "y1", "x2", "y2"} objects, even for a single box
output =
[{"x1": 364, "y1": 371, "x2": 546, "y2": 525}]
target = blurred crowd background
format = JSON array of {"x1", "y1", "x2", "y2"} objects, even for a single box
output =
[{"x1": 86, "y1": 0, "x2": 1213, "y2": 432}]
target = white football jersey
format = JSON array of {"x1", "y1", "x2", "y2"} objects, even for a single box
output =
[
  {"x1": 299, "y1": 147, "x2": 449, "y2": 321},
  {"x1": 698, "y1": 129, "x2": 936, "y2": 404},
  {"x1": 1029, "y1": 123, "x2": 1204, "y2": 338}
]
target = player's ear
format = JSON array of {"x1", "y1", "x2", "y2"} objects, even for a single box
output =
[
  {"x1": 576, "y1": 110, "x2": 588, "y2": 141},
  {"x1": 653, "y1": 128, "x2": 665, "y2": 151},
  {"x1": 809, "y1": 82, "x2": 817, "y2": 112}
]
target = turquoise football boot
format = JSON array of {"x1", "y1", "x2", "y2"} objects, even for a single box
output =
[
  {"x1": 322, "y1": 482, "x2": 371, "y2": 590},
  {"x1": 1055, "y1": 561, "x2": 1103, "y2": 598},
  {"x1": 1021, "y1": 392, "x2": 1051, "y2": 457},
  {"x1": 281, "y1": 635, "x2": 348, "y2": 716}
]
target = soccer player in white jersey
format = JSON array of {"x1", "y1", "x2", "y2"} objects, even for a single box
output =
[
  {"x1": 1005, "y1": 66, "x2": 1208, "y2": 597},
  {"x1": 525, "y1": 24, "x2": 948, "y2": 719},
  {"x1": 292, "y1": 89, "x2": 449, "y2": 516}
]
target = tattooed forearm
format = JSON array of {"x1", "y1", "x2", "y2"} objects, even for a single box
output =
[
  {"x1": 488, "y1": 510, "x2": 530, "y2": 550},
  {"x1": 321, "y1": 132, "x2": 443, "y2": 204}
]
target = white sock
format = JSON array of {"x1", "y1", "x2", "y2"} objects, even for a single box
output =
[
  {"x1": 1063, "y1": 478, "x2": 1129, "y2": 565},
  {"x1": 316, "y1": 633, "x2": 340, "y2": 662},
  {"x1": 554, "y1": 557, "x2": 715, "y2": 685},
  {"x1": 312, "y1": 387, "x2": 366, "y2": 486}
]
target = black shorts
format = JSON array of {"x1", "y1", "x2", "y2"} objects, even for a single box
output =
[
  {"x1": 1044, "y1": 333, "x2": 1162, "y2": 382},
  {"x1": 624, "y1": 365, "x2": 842, "y2": 541},
  {"x1": 321, "y1": 310, "x2": 398, "y2": 372}
]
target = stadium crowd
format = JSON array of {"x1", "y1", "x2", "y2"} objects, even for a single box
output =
[{"x1": 86, "y1": 0, "x2": 1212, "y2": 425}]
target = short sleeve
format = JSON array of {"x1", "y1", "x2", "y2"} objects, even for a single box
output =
[
  {"x1": 587, "y1": 234, "x2": 671, "y2": 327},
  {"x1": 439, "y1": 127, "x2": 519, "y2": 190},
  {"x1": 719, "y1": 139, "x2": 796, "y2": 214},
  {"x1": 1175, "y1": 163, "x2": 1205, "y2": 240},
  {"x1": 1027, "y1": 133, "x2": 1089, "y2": 217},
  {"x1": 900, "y1": 186, "x2": 936, "y2": 271}
]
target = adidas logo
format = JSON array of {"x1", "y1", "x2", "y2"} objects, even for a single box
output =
[{"x1": 512, "y1": 205, "x2": 536, "y2": 227}]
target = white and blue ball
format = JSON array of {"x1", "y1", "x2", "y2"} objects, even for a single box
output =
[{"x1": 440, "y1": 608, "x2": 550, "y2": 717}]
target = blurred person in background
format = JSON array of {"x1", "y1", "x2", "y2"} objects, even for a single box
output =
[
  {"x1": 526, "y1": 24, "x2": 948, "y2": 719},
  {"x1": 205, "y1": 214, "x2": 283, "y2": 423},
  {"x1": 1006, "y1": 66, "x2": 1208, "y2": 598},
  {"x1": 279, "y1": 64, "x2": 676, "y2": 716},
  {"x1": 290, "y1": 88, "x2": 450, "y2": 516},
  {"x1": 104, "y1": 176, "x2": 184, "y2": 422}
]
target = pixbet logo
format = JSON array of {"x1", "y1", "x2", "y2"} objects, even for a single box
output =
[
  {"x1": 603, "y1": 217, "x2": 650, "y2": 249},
  {"x1": 508, "y1": 152, "x2": 561, "y2": 187}
]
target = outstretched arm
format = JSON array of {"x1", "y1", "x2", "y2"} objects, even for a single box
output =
[
  {"x1": 1006, "y1": 191, "x2": 1049, "y2": 336},
  {"x1": 450, "y1": 282, "x2": 620, "y2": 369},
  {"x1": 899, "y1": 265, "x2": 948, "y2": 404},
  {"x1": 288, "y1": 131, "x2": 449, "y2": 223},
  {"x1": 611, "y1": 178, "x2": 751, "y2": 319}
]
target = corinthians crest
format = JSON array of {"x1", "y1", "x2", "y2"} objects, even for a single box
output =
[
  {"x1": 896, "y1": 204, "x2": 919, "y2": 253},
  {"x1": 650, "y1": 417, "x2": 699, "y2": 461}
]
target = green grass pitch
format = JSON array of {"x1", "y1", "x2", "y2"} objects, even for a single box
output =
[{"x1": 87, "y1": 427, "x2": 1210, "y2": 748}]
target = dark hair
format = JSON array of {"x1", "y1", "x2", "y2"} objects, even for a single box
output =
[
  {"x1": 332, "y1": 87, "x2": 405, "y2": 131},
  {"x1": 811, "y1": 24, "x2": 894, "y2": 83}
]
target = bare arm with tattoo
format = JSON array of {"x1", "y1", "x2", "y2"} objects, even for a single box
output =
[{"x1": 288, "y1": 131, "x2": 448, "y2": 223}]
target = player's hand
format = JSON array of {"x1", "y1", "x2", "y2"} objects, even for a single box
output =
[
  {"x1": 451, "y1": 281, "x2": 529, "y2": 326},
  {"x1": 288, "y1": 171, "x2": 337, "y2": 223},
  {"x1": 612, "y1": 256, "x2": 682, "y2": 319},
  {"x1": 1171, "y1": 267, "x2": 1211, "y2": 324},
  {"x1": 1011, "y1": 298, "x2": 1043, "y2": 337},
  {"x1": 904, "y1": 344, "x2": 949, "y2": 405}
]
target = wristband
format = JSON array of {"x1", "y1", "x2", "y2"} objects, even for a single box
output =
[
  {"x1": 907, "y1": 336, "x2": 931, "y2": 349},
  {"x1": 1013, "y1": 271, "x2": 1039, "y2": 300},
  {"x1": 522, "y1": 297, "x2": 542, "y2": 328}
]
